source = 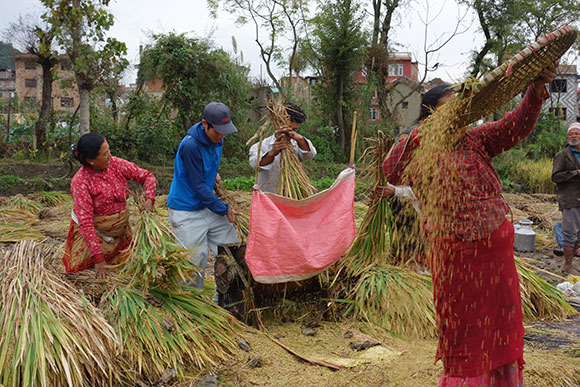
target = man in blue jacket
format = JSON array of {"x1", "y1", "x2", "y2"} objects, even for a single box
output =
[{"x1": 168, "y1": 102, "x2": 239, "y2": 289}]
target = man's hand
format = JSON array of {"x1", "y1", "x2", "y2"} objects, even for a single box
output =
[
  {"x1": 95, "y1": 261, "x2": 108, "y2": 278},
  {"x1": 370, "y1": 185, "x2": 395, "y2": 201},
  {"x1": 276, "y1": 126, "x2": 310, "y2": 151},
  {"x1": 226, "y1": 207, "x2": 238, "y2": 224},
  {"x1": 143, "y1": 198, "x2": 154, "y2": 212},
  {"x1": 259, "y1": 137, "x2": 289, "y2": 166},
  {"x1": 277, "y1": 126, "x2": 304, "y2": 142},
  {"x1": 531, "y1": 61, "x2": 558, "y2": 97}
]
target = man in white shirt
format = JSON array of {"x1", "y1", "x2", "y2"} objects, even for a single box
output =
[{"x1": 249, "y1": 103, "x2": 317, "y2": 193}]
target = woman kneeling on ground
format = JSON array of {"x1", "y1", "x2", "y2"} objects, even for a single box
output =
[{"x1": 62, "y1": 133, "x2": 157, "y2": 277}]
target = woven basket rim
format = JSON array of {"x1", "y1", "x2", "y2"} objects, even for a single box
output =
[{"x1": 451, "y1": 24, "x2": 578, "y2": 127}]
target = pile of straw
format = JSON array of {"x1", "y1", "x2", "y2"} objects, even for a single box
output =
[
  {"x1": 31, "y1": 191, "x2": 70, "y2": 207},
  {"x1": 214, "y1": 179, "x2": 249, "y2": 241},
  {"x1": 516, "y1": 257, "x2": 576, "y2": 320},
  {"x1": 348, "y1": 265, "x2": 437, "y2": 337},
  {"x1": 0, "y1": 208, "x2": 43, "y2": 242},
  {"x1": 267, "y1": 99, "x2": 316, "y2": 199},
  {"x1": 0, "y1": 241, "x2": 123, "y2": 386},
  {"x1": 2, "y1": 194, "x2": 42, "y2": 213},
  {"x1": 334, "y1": 133, "x2": 437, "y2": 337},
  {"x1": 101, "y1": 285, "x2": 238, "y2": 381},
  {"x1": 102, "y1": 203, "x2": 240, "y2": 383},
  {"x1": 118, "y1": 209, "x2": 198, "y2": 289}
]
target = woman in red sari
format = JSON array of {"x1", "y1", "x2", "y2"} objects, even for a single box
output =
[
  {"x1": 62, "y1": 133, "x2": 157, "y2": 277},
  {"x1": 382, "y1": 63, "x2": 558, "y2": 386}
]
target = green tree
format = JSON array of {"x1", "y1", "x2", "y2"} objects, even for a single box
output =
[
  {"x1": 208, "y1": 0, "x2": 310, "y2": 97},
  {"x1": 138, "y1": 32, "x2": 252, "y2": 131},
  {"x1": 41, "y1": 0, "x2": 128, "y2": 136},
  {"x1": 311, "y1": 0, "x2": 367, "y2": 152},
  {"x1": 464, "y1": 0, "x2": 580, "y2": 78},
  {"x1": 5, "y1": 15, "x2": 59, "y2": 150}
]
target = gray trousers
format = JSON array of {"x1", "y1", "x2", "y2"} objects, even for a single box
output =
[
  {"x1": 168, "y1": 208, "x2": 238, "y2": 289},
  {"x1": 562, "y1": 207, "x2": 580, "y2": 247}
]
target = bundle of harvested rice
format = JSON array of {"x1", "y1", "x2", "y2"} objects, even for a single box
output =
[
  {"x1": 0, "y1": 223, "x2": 44, "y2": 242},
  {"x1": 30, "y1": 191, "x2": 71, "y2": 207},
  {"x1": 516, "y1": 257, "x2": 576, "y2": 320},
  {"x1": 348, "y1": 265, "x2": 437, "y2": 337},
  {"x1": 118, "y1": 209, "x2": 198, "y2": 289},
  {"x1": 2, "y1": 194, "x2": 42, "y2": 213},
  {"x1": 267, "y1": 99, "x2": 316, "y2": 199},
  {"x1": 214, "y1": 179, "x2": 250, "y2": 241},
  {"x1": 105, "y1": 202, "x2": 240, "y2": 382},
  {"x1": 101, "y1": 285, "x2": 238, "y2": 382},
  {"x1": 0, "y1": 241, "x2": 123, "y2": 386},
  {"x1": 0, "y1": 208, "x2": 37, "y2": 224},
  {"x1": 338, "y1": 132, "x2": 395, "y2": 275}
]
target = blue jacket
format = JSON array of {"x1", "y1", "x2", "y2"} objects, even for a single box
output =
[{"x1": 167, "y1": 122, "x2": 228, "y2": 215}]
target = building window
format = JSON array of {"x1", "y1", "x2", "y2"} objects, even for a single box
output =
[
  {"x1": 370, "y1": 107, "x2": 378, "y2": 121},
  {"x1": 551, "y1": 79, "x2": 567, "y2": 93},
  {"x1": 24, "y1": 96, "x2": 36, "y2": 103},
  {"x1": 60, "y1": 97, "x2": 74, "y2": 107},
  {"x1": 25, "y1": 78, "x2": 37, "y2": 88},
  {"x1": 549, "y1": 107, "x2": 567, "y2": 120},
  {"x1": 25, "y1": 61, "x2": 36, "y2": 69},
  {"x1": 388, "y1": 63, "x2": 404, "y2": 76}
]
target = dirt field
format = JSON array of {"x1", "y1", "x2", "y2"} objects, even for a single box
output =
[{"x1": 1, "y1": 187, "x2": 579, "y2": 386}]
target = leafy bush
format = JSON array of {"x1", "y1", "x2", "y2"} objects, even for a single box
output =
[
  {"x1": 222, "y1": 176, "x2": 254, "y2": 191},
  {"x1": 306, "y1": 125, "x2": 345, "y2": 163}
]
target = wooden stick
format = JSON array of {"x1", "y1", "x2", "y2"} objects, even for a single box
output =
[
  {"x1": 265, "y1": 334, "x2": 343, "y2": 370},
  {"x1": 350, "y1": 111, "x2": 358, "y2": 166},
  {"x1": 254, "y1": 125, "x2": 267, "y2": 186}
]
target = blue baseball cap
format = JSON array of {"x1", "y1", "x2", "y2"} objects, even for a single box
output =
[{"x1": 203, "y1": 102, "x2": 238, "y2": 135}]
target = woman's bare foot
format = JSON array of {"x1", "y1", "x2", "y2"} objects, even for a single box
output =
[{"x1": 562, "y1": 263, "x2": 580, "y2": 276}]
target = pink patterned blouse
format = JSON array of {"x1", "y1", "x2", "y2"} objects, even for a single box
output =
[{"x1": 70, "y1": 156, "x2": 156, "y2": 258}]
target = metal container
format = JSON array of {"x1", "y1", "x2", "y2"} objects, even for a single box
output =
[{"x1": 514, "y1": 219, "x2": 536, "y2": 252}]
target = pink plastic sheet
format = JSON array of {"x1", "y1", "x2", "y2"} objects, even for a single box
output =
[{"x1": 245, "y1": 168, "x2": 356, "y2": 284}]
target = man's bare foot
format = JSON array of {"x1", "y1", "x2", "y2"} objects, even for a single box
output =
[{"x1": 562, "y1": 263, "x2": 580, "y2": 276}]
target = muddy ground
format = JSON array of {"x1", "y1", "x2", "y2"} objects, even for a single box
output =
[{"x1": 0, "y1": 169, "x2": 579, "y2": 386}]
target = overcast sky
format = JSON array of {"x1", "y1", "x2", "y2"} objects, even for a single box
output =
[{"x1": 0, "y1": 0, "x2": 537, "y2": 86}]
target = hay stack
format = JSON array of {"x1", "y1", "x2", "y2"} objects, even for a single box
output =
[{"x1": 0, "y1": 241, "x2": 123, "y2": 386}]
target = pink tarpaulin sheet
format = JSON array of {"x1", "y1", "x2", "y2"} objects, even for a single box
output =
[{"x1": 245, "y1": 168, "x2": 356, "y2": 284}]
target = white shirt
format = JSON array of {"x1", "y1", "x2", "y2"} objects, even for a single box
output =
[{"x1": 249, "y1": 134, "x2": 317, "y2": 194}]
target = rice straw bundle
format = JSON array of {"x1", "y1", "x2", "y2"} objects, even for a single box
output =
[
  {"x1": 0, "y1": 223, "x2": 44, "y2": 242},
  {"x1": 515, "y1": 257, "x2": 576, "y2": 320},
  {"x1": 2, "y1": 194, "x2": 42, "y2": 213},
  {"x1": 31, "y1": 191, "x2": 71, "y2": 207},
  {"x1": 214, "y1": 179, "x2": 249, "y2": 241},
  {"x1": 338, "y1": 132, "x2": 395, "y2": 276},
  {"x1": 267, "y1": 99, "x2": 316, "y2": 199},
  {"x1": 0, "y1": 241, "x2": 123, "y2": 386},
  {"x1": 119, "y1": 209, "x2": 199, "y2": 289},
  {"x1": 105, "y1": 198, "x2": 241, "y2": 382},
  {"x1": 100, "y1": 285, "x2": 238, "y2": 382},
  {"x1": 348, "y1": 265, "x2": 437, "y2": 337},
  {"x1": 0, "y1": 208, "x2": 37, "y2": 223}
]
